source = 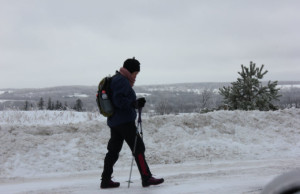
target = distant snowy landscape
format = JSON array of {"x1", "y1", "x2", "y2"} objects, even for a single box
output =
[
  {"x1": 1, "y1": 81, "x2": 300, "y2": 112},
  {"x1": 1, "y1": 109, "x2": 300, "y2": 193}
]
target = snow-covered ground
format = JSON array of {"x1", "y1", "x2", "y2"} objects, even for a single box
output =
[{"x1": 0, "y1": 109, "x2": 300, "y2": 193}]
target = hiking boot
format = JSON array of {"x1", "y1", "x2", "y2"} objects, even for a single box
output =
[
  {"x1": 142, "y1": 176, "x2": 164, "y2": 187},
  {"x1": 100, "y1": 179, "x2": 120, "y2": 189}
]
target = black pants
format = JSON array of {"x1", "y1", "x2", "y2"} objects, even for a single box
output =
[{"x1": 101, "y1": 121, "x2": 152, "y2": 181}]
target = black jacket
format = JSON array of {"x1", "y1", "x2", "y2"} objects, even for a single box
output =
[{"x1": 107, "y1": 73, "x2": 137, "y2": 127}]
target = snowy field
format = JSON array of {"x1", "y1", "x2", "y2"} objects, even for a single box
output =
[{"x1": 0, "y1": 109, "x2": 300, "y2": 193}]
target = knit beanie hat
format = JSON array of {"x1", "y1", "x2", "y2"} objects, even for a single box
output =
[{"x1": 123, "y1": 57, "x2": 140, "y2": 73}]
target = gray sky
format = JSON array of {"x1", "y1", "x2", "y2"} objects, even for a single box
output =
[{"x1": 1, "y1": 0, "x2": 300, "y2": 89}]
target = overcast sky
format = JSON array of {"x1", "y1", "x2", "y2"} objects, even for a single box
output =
[{"x1": 0, "y1": 0, "x2": 299, "y2": 89}]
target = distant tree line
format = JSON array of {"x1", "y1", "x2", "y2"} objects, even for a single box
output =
[
  {"x1": 7, "y1": 62, "x2": 300, "y2": 114},
  {"x1": 148, "y1": 89, "x2": 223, "y2": 115},
  {"x1": 14, "y1": 88, "x2": 300, "y2": 114},
  {"x1": 278, "y1": 88, "x2": 300, "y2": 109},
  {"x1": 23, "y1": 98, "x2": 84, "y2": 111}
]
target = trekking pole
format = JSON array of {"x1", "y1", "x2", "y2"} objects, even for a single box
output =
[
  {"x1": 138, "y1": 108, "x2": 143, "y2": 140},
  {"x1": 128, "y1": 108, "x2": 143, "y2": 188}
]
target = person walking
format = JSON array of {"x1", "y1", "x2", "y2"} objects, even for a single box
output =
[{"x1": 100, "y1": 57, "x2": 164, "y2": 189}]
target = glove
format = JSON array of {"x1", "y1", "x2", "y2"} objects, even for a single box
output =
[{"x1": 133, "y1": 97, "x2": 146, "y2": 109}]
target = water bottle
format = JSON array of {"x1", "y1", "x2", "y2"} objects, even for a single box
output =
[{"x1": 102, "y1": 90, "x2": 108, "y2": 99}]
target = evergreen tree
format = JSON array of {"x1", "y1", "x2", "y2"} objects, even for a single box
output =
[
  {"x1": 38, "y1": 97, "x2": 44, "y2": 110},
  {"x1": 24, "y1": 101, "x2": 29, "y2": 111},
  {"x1": 55, "y1": 100, "x2": 63, "y2": 110},
  {"x1": 219, "y1": 61, "x2": 281, "y2": 111},
  {"x1": 47, "y1": 98, "x2": 52, "y2": 110},
  {"x1": 73, "y1": 99, "x2": 83, "y2": 111},
  {"x1": 63, "y1": 102, "x2": 68, "y2": 110}
]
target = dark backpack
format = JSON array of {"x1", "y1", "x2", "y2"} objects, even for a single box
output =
[{"x1": 96, "y1": 74, "x2": 115, "y2": 117}]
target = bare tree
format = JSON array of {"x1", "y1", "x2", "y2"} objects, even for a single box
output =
[
  {"x1": 155, "y1": 99, "x2": 172, "y2": 115},
  {"x1": 279, "y1": 88, "x2": 300, "y2": 108},
  {"x1": 199, "y1": 89, "x2": 213, "y2": 111}
]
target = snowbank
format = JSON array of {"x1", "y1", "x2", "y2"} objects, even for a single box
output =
[{"x1": 0, "y1": 109, "x2": 300, "y2": 178}]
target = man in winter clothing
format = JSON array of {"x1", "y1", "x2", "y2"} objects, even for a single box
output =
[{"x1": 100, "y1": 57, "x2": 164, "y2": 189}]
